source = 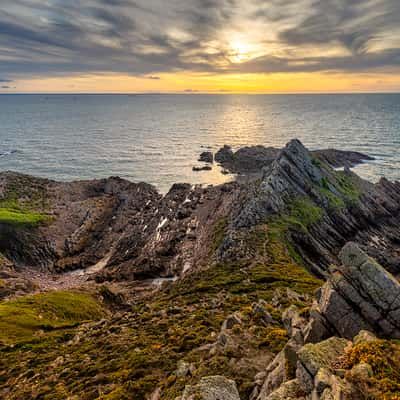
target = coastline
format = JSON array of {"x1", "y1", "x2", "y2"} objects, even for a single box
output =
[{"x1": 1, "y1": 139, "x2": 400, "y2": 399}]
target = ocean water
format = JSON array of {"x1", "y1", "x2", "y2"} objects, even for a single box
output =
[{"x1": 0, "y1": 93, "x2": 399, "y2": 193}]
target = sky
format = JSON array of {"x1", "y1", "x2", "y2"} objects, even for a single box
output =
[{"x1": 1, "y1": 0, "x2": 400, "y2": 93}]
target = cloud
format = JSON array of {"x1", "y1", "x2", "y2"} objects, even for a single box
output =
[
  {"x1": 276, "y1": 0, "x2": 400, "y2": 55},
  {"x1": 0, "y1": 0, "x2": 399, "y2": 80},
  {"x1": 146, "y1": 76, "x2": 161, "y2": 80}
]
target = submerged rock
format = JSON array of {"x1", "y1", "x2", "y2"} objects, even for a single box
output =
[
  {"x1": 199, "y1": 151, "x2": 214, "y2": 163},
  {"x1": 192, "y1": 165, "x2": 212, "y2": 171}
]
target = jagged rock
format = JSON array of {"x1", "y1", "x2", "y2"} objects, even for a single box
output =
[
  {"x1": 214, "y1": 144, "x2": 371, "y2": 175},
  {"x1": 296, "y1": 337, "x2": 349, "y2": 393},
  {"x1": 181, "y1": 376, "x2": 240, "y2": 400},
  {"x1": 149, "y1": 388, "x2": 161, "y2": 400},
  {"x1": 302, "y1": 308, "x2": 332, "y2": 344},
  {"x1": 257, "y1": 339, "x2": 300, "y2": 398},
  {"x1": 317, "y1": 242, "x2": 400, "y2": 339},
  {"x1": 199, "y1": 151, "x2": 213, "y2": 163},
  {"x1": 221, "y1": 314, "x2": 242, "y2": 330},
  {"x1": 252, "y1": 300, "x2": 275, "y2": 326},
  {"x1": 262, "y1": 379, "x2": 306, "y2": 400},
  {"x1": 215, "y1": 145, "x2": 234, "y2": 165},
  {"x1": 286, "y1": 288, "x2": 310, "y2": 303},
  {"x1": 282, "y1": 305, "x2": 307, "y2": 344}
]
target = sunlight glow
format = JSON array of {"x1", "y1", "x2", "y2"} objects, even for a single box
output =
[{"x1": 228, "y1": 36, "x2": 264, "y2": 64}]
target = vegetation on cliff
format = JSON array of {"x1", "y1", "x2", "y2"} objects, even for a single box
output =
[
  {"x1": 0, "y1": 173, "x2": 50, "y2": 226},
  {"x1": 0, "y1": 225, "x2": 320, "y2": 399},
  {"x1": 0, "y1": 290, "x2": 105, "y2": 345},
  {"x1": 344, "y1": 339, "x2": 400, "y2": 399}
]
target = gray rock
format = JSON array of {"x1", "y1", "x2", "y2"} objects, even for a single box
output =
[
  {"x1": 303, "y1": 309, "x2": 332, "y2": 344},
  {"x1": 257, "y1": 339, "x2": 300, "y2": 398},
  {"x1": 317, "y1": 242, "x2": 400, "y2": 339},
  {"x1": 262, "y1": 379, "x2": 306, "y2": 400},
  {"x1": 282, "y1": 305, "x2": 307, "y2": 344},
  {"x1": 182, "y1": 375, "x2": 240, "y2": 400},
  {"x1": 297, "y1": 337, "x2": 349, "y2": 378},
  {"x1": 215, "y1": 145, "x2": 234, "y2": 165}
]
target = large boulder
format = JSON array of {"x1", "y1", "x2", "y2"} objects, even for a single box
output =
[
  {"x1": 315, "y1": 242, "x2": 400, "y2": 339},
  {"x1": 181, "y1": 376, "x2": 240, "y2": 400},
  {"x1": 263, "y1": 379, "x2": 306, "y2": 400}
]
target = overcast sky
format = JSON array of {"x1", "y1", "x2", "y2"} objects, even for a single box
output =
[{"x1": 1, "y1": 0, "x2": 400, "y2": 92}]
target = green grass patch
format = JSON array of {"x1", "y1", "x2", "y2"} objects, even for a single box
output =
[
  {"x1": 0, "y1": 208, "x2": 49, "y2": 226},
  {"x1": 0, "y1": 181, "x2": 51, "y2": 227},
  {"x1": 335, "y1": 171, "x2": 362, "y2": 202},
  {"x1": 0, "y1": 290, "x2": 105, "y2": 345},
  {"x1": 287, "y1": 197, "x2": 323, "y2": 228}
]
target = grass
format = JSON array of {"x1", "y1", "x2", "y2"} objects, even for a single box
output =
[
  {"x1": 0, "y1": 174, "x2": 51, "y2": 227},
  {"x1": 0, "y1": 208, "x2": 49, "y2": 226},
  {"x1": 210, "y1": 217, "x2": 229, "y2": 254},
  {"x1": 0, "y1": 290, "x2": 105, "y2": 345},
  {"x1": 0, "y1": 224, "x2": 321, "y2": 399},
  {"x1": 0, "y1": 198, "x2": 49, "y2": 227}
]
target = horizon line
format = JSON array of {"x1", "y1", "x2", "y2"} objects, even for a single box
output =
[{"x1": 0, "y1": 91, "x2": 400, "y2": 95}]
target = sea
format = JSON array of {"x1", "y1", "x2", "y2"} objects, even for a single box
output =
[{"x1": 0, "y1": 93, "x2": 399, "y2": 193}]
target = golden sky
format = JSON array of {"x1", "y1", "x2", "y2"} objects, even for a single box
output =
[{"x1": 1, "y1": 0, "x2": 400, "y2": 93}]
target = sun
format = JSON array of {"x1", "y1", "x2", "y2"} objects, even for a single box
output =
[
  {"x1": 230, "y1": 40, "x2": 253, "y2": 63},
  {"x1": 227, "y1": 36, "x2": 265, "y2": 64}
]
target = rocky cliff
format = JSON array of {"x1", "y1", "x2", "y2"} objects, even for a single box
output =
[{"x1": 0, "y1": 140, "x2": 399, "y2": 400}]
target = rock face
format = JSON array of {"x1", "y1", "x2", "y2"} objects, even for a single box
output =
[
  {"x1": 215, "y1": 145, "x2": 280, "y2": 174},
  {"x1": 182, "y1": 376, "x2": 241, "y2": 400},
  {"x1": 213, "y1": 143, "x2": 372, "y2": 175},
  {"x1": 312, "y1": 242, "x2": 400, "y2": 339},
  {"x1": 256, "y1": 242, "x2": 400, "y2": 400},
  {"x1": 0, "y1": 172, "x2": 241, "y2": 282},
  {"x1": 259, "y1": 336, "x2": 362, "y2": 400},
  {"x1": 226, "y1": 139, "x2": 400, "y2": 278}
]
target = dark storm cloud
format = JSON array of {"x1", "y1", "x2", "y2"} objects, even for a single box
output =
[
  {"x1": 0, "y1": 0, "x2": 399, "y2": 80},
  {"x1": 276, "y1": 0, "x2": 400, "y2": 55}
]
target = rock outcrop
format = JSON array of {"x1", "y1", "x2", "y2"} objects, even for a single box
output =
[
  {"x1": 2, "y1": 139, "x2": 400, "y2": 400},
  {"x1": 181, "y1": 376, "x2": 241, "y2": 400},
  {"x1": 308, "y1": 242, "x2": 400, "y2": 340},
  {"x1": 256, "y1": 243, "x2": 400, "y2": 400},
  {"x1": 213, "y1": 143, "x2": 372, "y2": 175},
  {"x1": 225, "y1": 139, "x2": 400, "y2": 278}
]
